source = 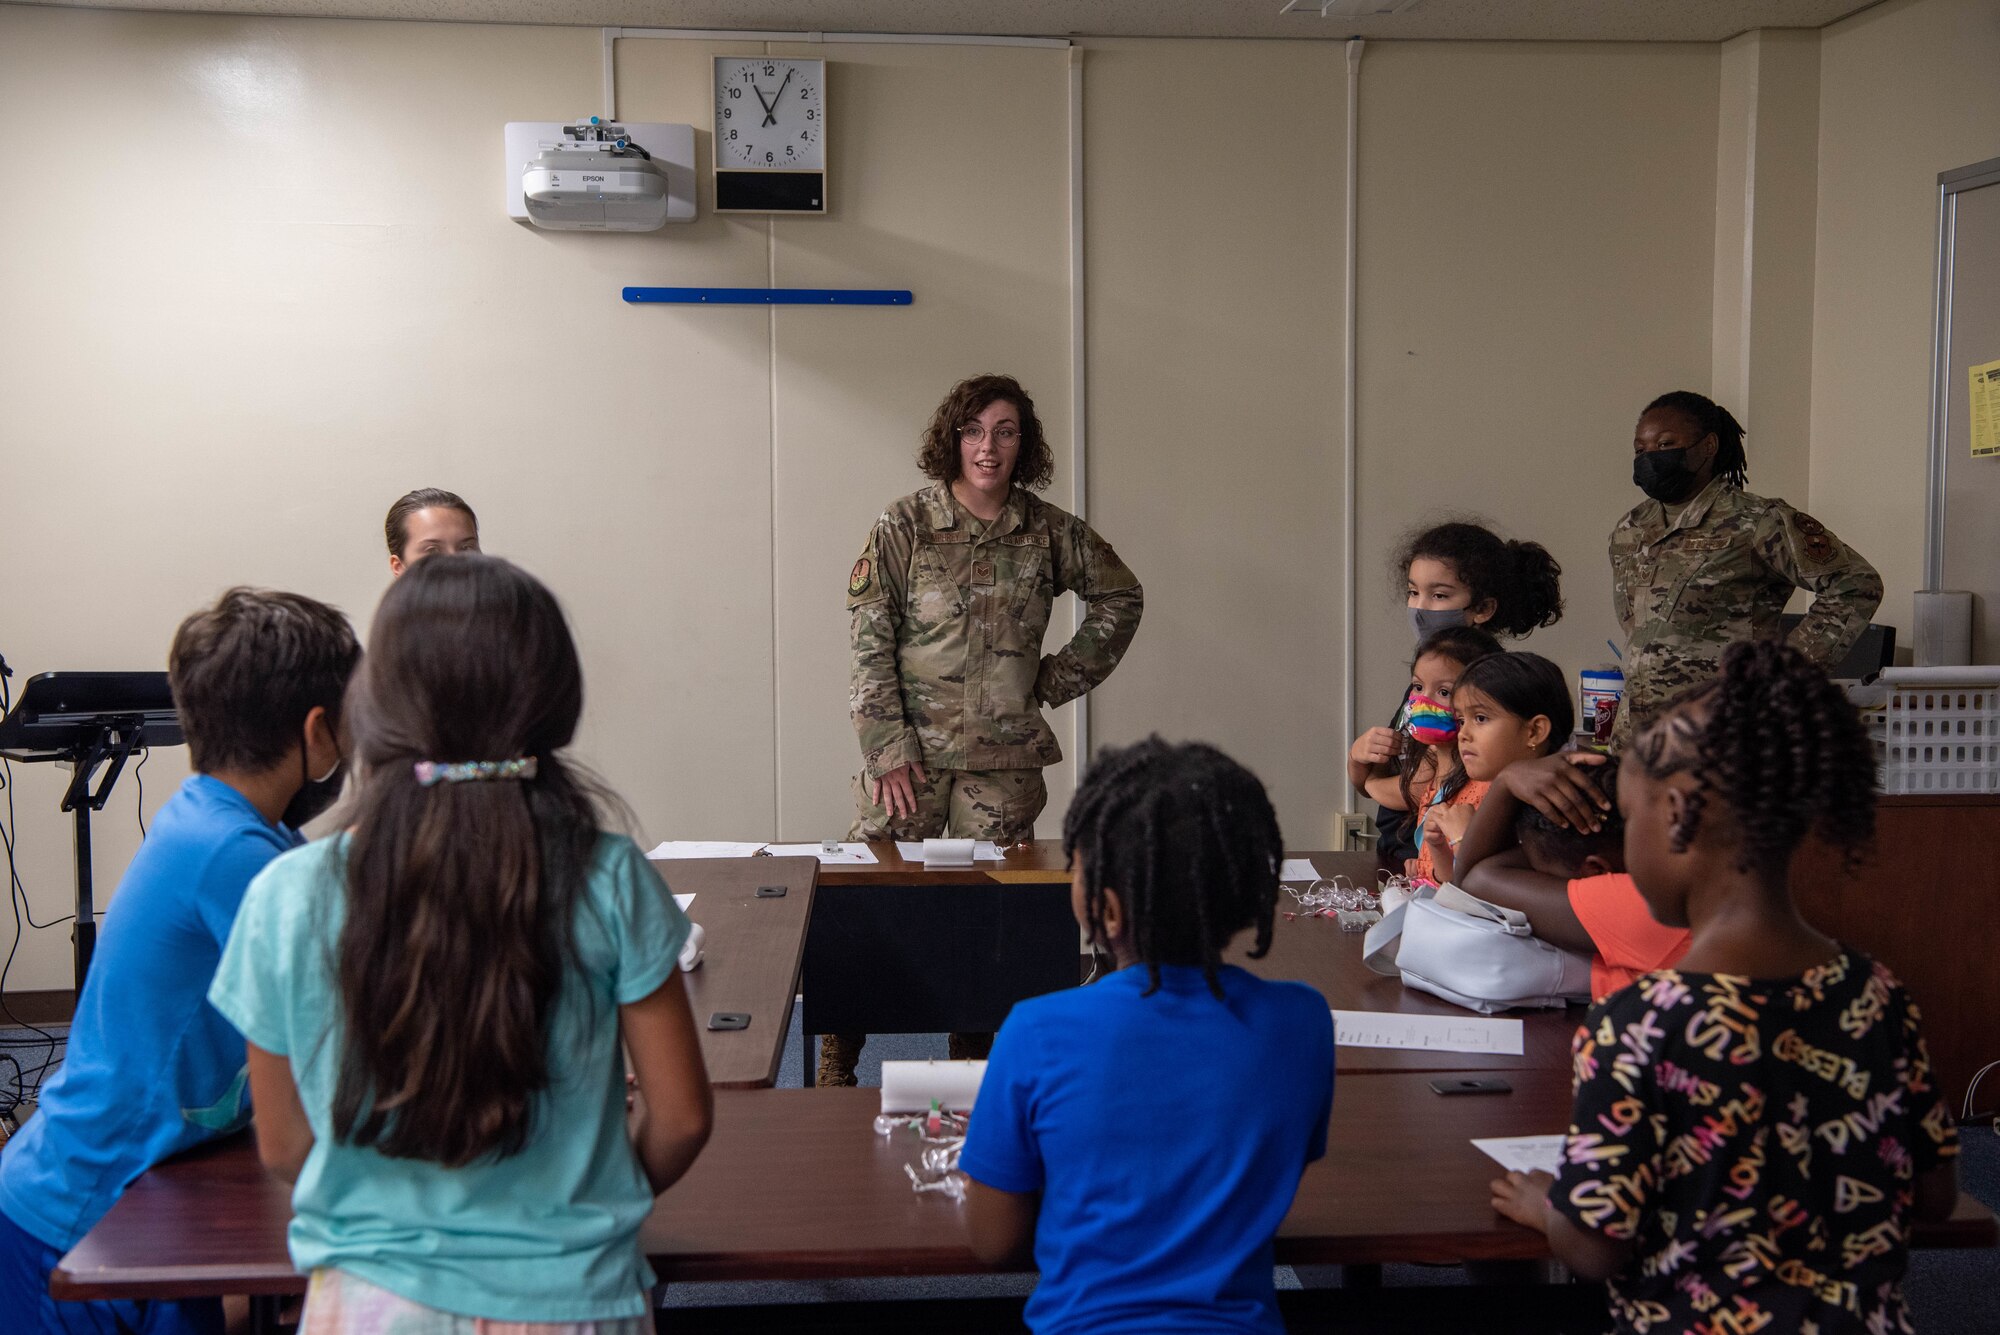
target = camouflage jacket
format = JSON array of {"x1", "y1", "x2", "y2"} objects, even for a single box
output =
[
  {"x1": 1609, "y1": 477, "x2": 1881, "y2": 748},
  {"x1": 848, "y1": 484, "x2": 1142, "y2": 779}
]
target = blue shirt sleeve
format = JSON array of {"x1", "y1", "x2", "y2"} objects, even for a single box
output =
[
  {"x1": 604, "y1": 837, "x2": 689, "y2": 1006},
  {"x1": 1304, "y1": 997, "x2": 1335, "y2": 1164},
  {"x1": 957, "y1": 1008, "x2": 1045, "y2": 1195},
  {"x1": 208, "y1": 859, "x2": 296, "y2": 1056}
]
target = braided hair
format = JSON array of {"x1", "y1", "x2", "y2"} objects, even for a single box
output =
[
  {"x1": 1062, "y1": 737, "x2": 1284, "y2": 999},
  {"x1": 1644, "y1": 390, "x2": 1748, "y2": 489},
  {"x1": 1632, "y1": 639, "x2": 1876, "y2": 877},
  {"x1": 1396, "y1": 521, "x2": 1564, "y2": 638}
]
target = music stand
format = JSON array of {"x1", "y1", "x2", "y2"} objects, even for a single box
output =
[{"x1": 0, "y1": 672, "x2": 183, "y2": 988}]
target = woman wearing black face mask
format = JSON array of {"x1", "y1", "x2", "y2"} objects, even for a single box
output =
[{"x1": 1608, "y1": 391, "x2": 1882, "y2": 752}]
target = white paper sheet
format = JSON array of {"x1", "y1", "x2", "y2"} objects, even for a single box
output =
[
  {"x1": 1472, "y1": 1135, "x2": 1565, "y2": 1175},
  {"x1": 674, "y1": 894, "x2": 695, "y2": 912},
  {"x1": 1330, "y1": 1009, "x2": 1525, "y2": 1055},
  {"x1": 894, "y1": 840, "x2": 1007, "y2": 862},
  {"x1": 764, "y1": 841, "x2": 880, "y2": 865},
  {"x1": 646, "y1": 841, "x2": 767, "y2": 859},
  {"x1": 1280, "y1": 857, "x2": 1321, "y2": 883}
]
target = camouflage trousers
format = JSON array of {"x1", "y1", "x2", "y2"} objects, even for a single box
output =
[
  {"x1": 821, "y1": 767, "x2": 1046, "y2": 1086},
  {"x1": 845, "y1": 766, "x2": 1048, "y2": 844}
]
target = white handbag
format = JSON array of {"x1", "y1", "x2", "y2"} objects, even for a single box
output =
[{"x1": 1362, "y1": 882, "x2": 1591, "y2": 1015}]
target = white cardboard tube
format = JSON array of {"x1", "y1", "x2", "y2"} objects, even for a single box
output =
[
  {"x1": 921, "y1": 837, "x2": 975, "y2": 868},
  {"x1": 880, "y1": 1059, "x2": 987, "y2": 1113}
]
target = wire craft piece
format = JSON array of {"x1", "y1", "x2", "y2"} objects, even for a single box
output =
[
  {"x1": 1283, "y1": 874, "x2": 1398, "y2": 930},
  {"x1": 876, "y1": 1101, "x2": 969, "y2": 1200}
]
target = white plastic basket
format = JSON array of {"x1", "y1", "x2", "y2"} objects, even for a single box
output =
[{"x1": 1871, "y1": 667, "x2": 2000, "y2": 794}]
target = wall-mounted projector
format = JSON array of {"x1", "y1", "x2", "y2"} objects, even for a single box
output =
[{"x1": 504, "y1": 120, "x2": 697, "y2": 231}]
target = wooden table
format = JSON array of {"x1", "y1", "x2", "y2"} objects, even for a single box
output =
[
  {"x1": 650, "y1": 856, "x2": 819, "y2": 1089},
  {"x1": 1234, "y1": 851, "x2": 1583, "y2": 1074},
  {"x1": 54, "y1": 1073, "x2": 1996, "y2": 1302}
]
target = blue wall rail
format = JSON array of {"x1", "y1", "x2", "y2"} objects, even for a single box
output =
[{"x1": 623, "y1": 287, "x2": 913, "y2": 306}]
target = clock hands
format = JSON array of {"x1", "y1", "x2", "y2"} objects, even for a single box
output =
[{"x1": 760, "y1": 67, "x2": 795, "y2": 127}]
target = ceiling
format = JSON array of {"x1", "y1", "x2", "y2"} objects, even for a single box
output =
[{"x1": 30, "y1": 0, "x2": 1885, "y2": 43}]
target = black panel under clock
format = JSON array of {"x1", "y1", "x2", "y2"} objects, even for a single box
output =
[{"x1": 716, "y1": 172, "x2": 826, "y2": 213}]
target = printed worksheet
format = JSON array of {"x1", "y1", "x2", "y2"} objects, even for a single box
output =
[
  {"x1": 1330, "y1": 1009, "x2": 1525, "y2": 1055},
  {"x1": 764, "y1": 842, "x2": 881, "y2": 865},
  {"x1": 646, "y1": 841, "x2": 767, "y2": 859},
  {"x1": 1280, "y1": 858, "x2": 1321, "y2": 882},
  {"x1": 1472, "y1": 1135, "x2": 1565, "y2": 1175}
]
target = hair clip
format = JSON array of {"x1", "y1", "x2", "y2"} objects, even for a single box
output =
[{"x1": 413, "y1": 757, "x2": 539, "y2": 787}]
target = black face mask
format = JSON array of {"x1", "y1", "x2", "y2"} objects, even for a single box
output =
[
  {"x1": 282, "y1": 731, "x2": 346, "y2": 831},
  {"x1": 1633, "y1": 447, "x2": 1702, "y2": 503}
]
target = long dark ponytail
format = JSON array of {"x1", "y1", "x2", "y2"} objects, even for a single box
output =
[{"x1": 333, "y1": 554, "x2": 607, "y2": 1166}]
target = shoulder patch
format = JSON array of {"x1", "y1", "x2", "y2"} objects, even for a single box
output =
[
  {"x1": 1792, "y1": 511, "x2": 1837, "y2": 565},
  {"x1": 848, "y1": 557, "x2": 873, "y2": 598}
]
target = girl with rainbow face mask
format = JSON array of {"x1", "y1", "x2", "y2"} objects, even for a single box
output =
[{"x1": 1347, "y1": 624, "x2": 1502, "y2": 841}]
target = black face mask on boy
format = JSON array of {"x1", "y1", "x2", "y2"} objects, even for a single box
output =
[{"x1": 282, "y1": 722, "x2": 346, "y2": 831}]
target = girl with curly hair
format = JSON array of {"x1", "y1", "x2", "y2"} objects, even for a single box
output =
[{"x1": 1490, "y1": 640, "x2": 1958, "y2": 1335}]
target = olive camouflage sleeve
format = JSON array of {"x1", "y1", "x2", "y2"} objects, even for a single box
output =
[
  {"x1": 1035, "y1": 518, "x2": 1143, "y2": 708},
  {"x1": 848, "y1": 517, "x2": 924, "y2": 780},
  {"x1": 1758, "y1": 502, "x2": 1883, "y2": 671}
]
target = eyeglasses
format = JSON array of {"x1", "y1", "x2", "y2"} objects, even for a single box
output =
[{"x1": 958, "y1": 425, "x2": 1022, "y2": 446}]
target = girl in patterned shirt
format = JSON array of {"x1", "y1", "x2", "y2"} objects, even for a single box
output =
[{"x1": 1488, "y1": 639, "x2": 1958, "y2": 1335}]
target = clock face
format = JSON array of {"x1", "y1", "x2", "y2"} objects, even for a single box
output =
[{"x1": 713, "y1": 57, "x2": 825, "y2": 172}]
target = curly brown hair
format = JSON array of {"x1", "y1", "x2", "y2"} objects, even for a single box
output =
[{"x1": 916, "y1": 374, "x2": 1055, "y2": 492}]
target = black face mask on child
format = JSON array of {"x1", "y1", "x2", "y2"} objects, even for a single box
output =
[{"x1": 282, "y1": 725, "x2": 346, "y2": 831}]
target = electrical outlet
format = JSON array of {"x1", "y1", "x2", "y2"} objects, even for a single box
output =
[{"x1": 1336, "y1": 812, "x2": 1377, "y2": 851}]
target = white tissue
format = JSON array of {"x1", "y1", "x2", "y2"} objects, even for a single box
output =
[{"x1": 678, "y1": 921, "x2": 705, "y2": 971}]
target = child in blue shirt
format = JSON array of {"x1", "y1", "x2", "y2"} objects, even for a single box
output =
[
  {"x1": 0, "y1": 588, "x2": 360, "y2": 1335},
  {"x1": 960, "y1": 737, "x2": 1335, "y2": 1334},
  {"x1": 208, "y1": 554, "x2": 714, "y2": 1331}
]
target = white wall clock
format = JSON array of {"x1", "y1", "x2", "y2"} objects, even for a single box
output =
[{"x1": 713, "y1": 56, "x2": 826, "y2": 213}]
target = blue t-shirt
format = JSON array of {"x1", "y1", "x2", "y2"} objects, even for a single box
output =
[
  {"x1": 0, "y1": 774, "x2": 301, "y2": 1250},
  {"x1": 208, "y1": 832, "x2": 687, "y2": 1323},
  {"x1": 959, "y1": 963, "x2": 1334, "y2": 1334}
]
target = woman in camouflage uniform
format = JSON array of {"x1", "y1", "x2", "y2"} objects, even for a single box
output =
[
  {"x1": 1610, "y1": 391, "x2": 1881, "y2": 751},
  {"x1": 825, "y1": 374, "x2": 1143, "y2": 1084}
]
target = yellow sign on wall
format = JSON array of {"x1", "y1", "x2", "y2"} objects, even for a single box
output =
[{"x1": 1973, "y1": 358, "x2": 2000, "y2": 459}]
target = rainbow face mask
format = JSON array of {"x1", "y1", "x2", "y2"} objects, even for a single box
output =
[{"x1": 1403, "y1": 692, "x2": 1458, "y2": 747}]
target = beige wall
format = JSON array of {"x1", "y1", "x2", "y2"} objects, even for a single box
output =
[
  {"x1": 1, "y1": 8, "x2": 1791, "y2": 992},
  {"x1": 1812, "y1": 0, "x2": 2000, "y2": 638},
  {"x1": 1351, "y1": 41, "x2": 1720, "y2": 737}
]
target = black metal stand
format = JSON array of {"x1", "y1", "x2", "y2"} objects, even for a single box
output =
[
  {"x1": 57, "y1": 722, "x2": 146, "y2": 988},
  {"x1": 0, "y1": 671, "x2": 183, "y2": 993}
]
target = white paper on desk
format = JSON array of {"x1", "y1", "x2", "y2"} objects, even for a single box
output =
[
  {"x1": 674, "y1": 893, "x2": 695, "y2": 912},
  {"x1": 647, "y1": 841, "x2": 767, "y2": 859},
  {"x1": 1472, "y1": 1135, "x2": 1565, "y2": 1176},
  {"x1": 881, "y1": 1059, "x2": 987, "y2": 1113},
  {"x1": 764, "y1": 841, "x2": 880, "y2": 865},
  {"x1": 894, "y1": 840, "x2": 1007, "y2": 862},
  {"x1": 1331, "y1": 1009, "x2": 1525, "y2": 1055},
  {"x1": 1280, "y1": 858, "x2": 1321, "y2": 883}
]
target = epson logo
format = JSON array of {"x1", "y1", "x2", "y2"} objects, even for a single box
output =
[{"x1": 582, "y1": 173, "x2": 606, "y2": 182}]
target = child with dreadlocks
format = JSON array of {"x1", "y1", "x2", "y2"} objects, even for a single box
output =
[
  {"x1": 1490, "y1": 641, "x2": 1959, "y2": 1335},
  {"x1": 960, "y1": 738, "x2": 1334, "y2": 1334}
]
